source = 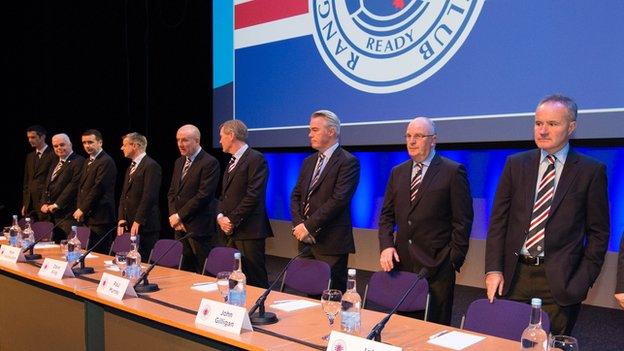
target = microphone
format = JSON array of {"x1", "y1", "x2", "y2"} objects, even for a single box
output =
[
  {"x1": 133, "y1": 231, "x2": 194, "y2": 293},
  {"x1": 23, "y1": 213, "x2": 73, "y2": 260},
  {"x1": 248, "y1": 245, "x2": 312, "y2": 325},
  {"x1": 71, "y1": 225, "x2": 118, "y2": 276},
  {"x1": 366, "y1": 267, "x2": 429, "y2": 342}
]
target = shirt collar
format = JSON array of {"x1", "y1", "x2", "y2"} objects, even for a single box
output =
[
  {"x1": 232, "y1": 143, "x2": 248, "y2": 161},
  {"x1": 188, "y1": 147, "x2": 202, "y2": 162},
  {"x1": 132, "y1": 152, "x2": 147, "y2": 165},
  {"x1": 540, "y1": 143, "x2": 569, "y2": 165},
  {"x1": 91, "y1": 149, "x2": 103, "y2": 160},
  {"x1": 61, "y1": 151, "x2": 73, "y2": 162},
  {"x1": 414, "y1": 149, "x2": 436, "y2": 168},
  {"x1": 320, "y1": 142, "x2": 340, "y2": 160},
  {"x1": 37, "y1": 144, "x2": 48, "y2": 154}
]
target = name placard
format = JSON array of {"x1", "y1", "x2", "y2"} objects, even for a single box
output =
[
  {"x1": 38, "y1": 258, "x2": 75, "y2": 279},
  {"x1": 0, "y1": 245, "x2": 26, "y2": 264},
  {"x1": 327, "y1": 331, "x2": 402, "y2": 351},
  {"x1": 96, "y1": 272, "x2": 138, "y2": 300},
  {"x1": 195, "y1": 298, "x2": 253, "y2": 334}
]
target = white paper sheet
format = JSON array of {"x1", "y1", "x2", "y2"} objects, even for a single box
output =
[
  {"x1": 427, "y1": 331, "x2": 485, "y2": 350},
  {"x1": 34, "y1": 242, "x2": 60, "y2": 249},
  {"x1": 269, "y1": 300, "x2": 320, "y2": 312},
  {"x1": 191, "y1": 282, "x2": 219, "y2": 292}
]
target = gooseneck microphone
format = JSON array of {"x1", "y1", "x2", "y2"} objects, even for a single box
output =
[
  {"x1": 366, "y1": 267, "x2": 429, "y2": 342},
  {"x1": 248, "y1": 245, "x2": 312, "y2": 325},
  {"x1": 71, "y1": 225, "x2": 119, "y2": 275},
  {"x1": 133, "y1": 231, "x2": 194, "y2": 293},
  {"x1": 23, "y1": 213, "x2": 73, "y2": 260}
]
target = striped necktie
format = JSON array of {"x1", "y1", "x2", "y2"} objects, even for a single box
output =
[
  {"x1": 181, "y1": 157, "x2": 192, "y2": 180},
  {"x1": 129, "y1": 161, "x2": 137, "y2": 175},
  {"x1": 525, "y1": 155, "x2": 556, "y2": 256},
  {"x1": 227, "y1": 156, "x2": 236, "y2": 173},
  {"x1": 304, "y1": 153, "x2": 326, "y2": 216},
  {"x1": 51, "y1": 160, "x2": 65, "y2": 181},
  {"x1": 410, "y1": 162, "x2": 423, "y2": 203}
]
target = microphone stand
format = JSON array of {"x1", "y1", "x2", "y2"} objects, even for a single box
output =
[
  {"x1": 248, "y1": 245, "x2": 311, "y2": 325},
  {"x1": 133, "y1": 232, "x2": 194, "y2": 293},
  {"x1": 23, "y1": 214, "x2": 73, "y2": 260},
  {"x1": 366, "y1": 268, "x2": 429, "y2": 342},
  {"x1": 71, "y1": 225, "x2": 118, "y2": 276}
]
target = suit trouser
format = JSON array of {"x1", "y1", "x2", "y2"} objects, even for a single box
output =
[
  {"x1": 228, "y1": 238, "x2": 269, "y2": 288},
  {"x1": 50, "y1": 213, "x2": 78, "y2": 243},
  {"x1": 88, "y1": 223, "x2": 115, "y2": 254},
  {"x1": 138, "y1": 231, "x2": 159, "y2": 263},
  {"x1": 400, "y1": 256, "x2": 455, "y2": 326},
  {"x1": 177, "y1": 231, "x2": 213, "y2": 274},
  {"x1": 505, "y1": 261, "x2": 581, "y2": 335},
  {"x1": 301, "y1": 250, "x2": 349, "y2": 292}
]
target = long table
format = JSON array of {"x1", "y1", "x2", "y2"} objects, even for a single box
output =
[{"x1": 0, "y1": 244, "x2": 520, "y2": 350}]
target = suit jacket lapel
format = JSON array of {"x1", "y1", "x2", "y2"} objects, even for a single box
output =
[
  {"x1": 308, "y1": 148, "x2": 341, "y2": 196},
  {"x1": 409, "y1": 155, "x2": 441, "y2": 213},
  {"x1": 179, "y1": 151, "x2": 202, "y2": 190},
  {"x1": 223, "y1": 148, "x2": 250, "y2": 193},
  {"x1": 548, "y1": 150, "x2": 580, "y2": 219},
  {"x1": 522, "y1": 150, "x2": 541, "y2": 226}
]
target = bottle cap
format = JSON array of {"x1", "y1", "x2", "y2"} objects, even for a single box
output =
[
  {"x1": 348, "y1": 268, "x2": 356, "y2": 276},
  {"x1": 26, "y1": 217, "x2": 31, "y2": 222},
  {"x1": 234, "y1": 252, "x2": 241, "y2": 259},
  {"x1": 531, "y1": 298, "x2": 542, "y2": 306},
  {"x1": 71, "y1": 225, "x2": 77, "y2": 231}
]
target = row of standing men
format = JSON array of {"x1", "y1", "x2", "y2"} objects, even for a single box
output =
[{"x1": 21, "y1": 94, "x2": 622, "y2": 336}]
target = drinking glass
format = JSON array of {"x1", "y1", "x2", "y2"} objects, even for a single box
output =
[
  {"x1": 216, "y1": 271, "x2": 231, "y2": 302},
  {"x1": 321, "y1": 289, "x2": 342, "y2": 341},
  {"x1": 60, "y1": 240, "x2": 68, "y2": 256},
  {"x1": 114, "y1": 251, "x2": 128, "y2": 274},
  {"x1": 550, "y1": 335, "x2": 579, "y2": 351}
]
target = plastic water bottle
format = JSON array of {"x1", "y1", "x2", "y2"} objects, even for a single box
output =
[
  {"x1": 66, "y1": 226, "x2": 82, "y2": 262},
  {"x1": 124, "y1": 235, "x2": 142, "y2": 282},
  {"x1": 9, "y1": 215, "x2": 22, "y2": 247},
  {"x1": 21, "y1": 217, "x2": 35, "y2": 249},
  {"x1": 520, "y1": 298, "x2": 548, "y2": 351},
  {"x1": 227, "y1": 252, "x2": 247, "y2": 307},
  {"x1": 340, "y1": 268, "x2": 362, "y2": 335}
]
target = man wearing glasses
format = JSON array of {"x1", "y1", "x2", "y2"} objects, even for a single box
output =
[{"x1": 378, "y1": 117, "x2": 473, "y2": 325}]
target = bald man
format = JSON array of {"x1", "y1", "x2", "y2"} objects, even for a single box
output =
[
  {"x1": 378, "y1": 117, "x2": 473, "y2": 325},
  {"x1": 168, "y1": 124, "x2": 220, "y2": 273},
  {"x1": 41, "y1": 133, "x2": 85, "y2": 242}
]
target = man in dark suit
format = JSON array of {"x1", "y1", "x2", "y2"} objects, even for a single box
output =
[
  {"x1": 40, "y1": 133, "x2": 85, "y2": 242},
  {"x1": 168, "y1": 124, "x2": 220, "y2": 273},
  {"x1": 291, "y1": 110, "x2": 360, "y2": 292},
  {"x1": 378, "y1": 117, "x2": 473, "y2": 325},
  {"x1": 217, "y1": 120, "x2": 273, "y2": 288},
  {"x1": 117, "y1": 132, "x2": 162, "y2": 261},
  {"x1": 615, "y1": 234, "x2": 624, "y2": 309},
  {"x1": 74, "y1": 129, "x2": 117, "y2": 253},
  {"x1": 485, "y1": 94, "x2": 610, "y2": 335},
  {"x1": 22, "y1": 125, "x2": 55, "y2": 220}
]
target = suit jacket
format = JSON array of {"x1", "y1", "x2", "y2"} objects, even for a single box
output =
[
  {"x1": 217, "y1": 148, "x2": 273, "y2": 240},
  {"x1": 77, "y1": 150, "x2": 117, "y2": 226},
  {"x1": 42, "y1": 152, "x2": 85, "y2": 217},
  {"x1": 23, "y1": 146, "x2": 55, "y2": 212},
  {"x1": 290, "y1": 146, "x2": 360, "y2": 255},
  {"x1": 485, "y1": 149, "x2": 610, "y2": 306},
  {"x1": 616, "y1": 234, "x2": 624, "y2": 294},
  {"x1": 118, "y1": 155, "x2": 162, "y2": 233},
  {"x1": 167, "y1": 149, "x2": 220, "y2": 237},
  {"x1": 378, "y1": 154, "x2": 473, "y2": 276}
]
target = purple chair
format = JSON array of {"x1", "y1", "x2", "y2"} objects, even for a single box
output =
[
  {"x1": 461, "y1": 298, "x2": 551, "y2": 341},
  {"x1": 18, "y1": 218, "x2": 27, "y2": 229},
  {"x1": 32, "y1": 221, "x2": 54, "y2": 241},
  {"x1": 363, "y1": 270, "x2": 430, "y2": 320},
  {"x1": 202, "y1": 246, "x2": 240, "y2": 276},
  {"x1": 75, "y1": 226, "x2": 90, "y2": 249},
  {"x1": 148, "y1": 239, "x2": 183, "y2": 269},
  {"x1": 279, "y1": 258, "x2": 331, "y2": 296},
  {"x1": 108, "y1": 232, "x2": 133, "y2": 255}
]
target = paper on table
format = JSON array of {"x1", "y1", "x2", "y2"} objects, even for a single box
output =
[
  {"x1": 35, "y1": 242, "x2": 60, "y2": 249},
  {"x1": 427, "y1": 331, "x2": 485, "y2": 350},
  {"x1": 269, "y1": 300, "x2": 320, "y2": 312},
  {"x1": 106, "y1": 265, "x2": 121, "y2": 272},
  {"x1": 191, "y1": 282, "x2": 218, "y2": 292}
]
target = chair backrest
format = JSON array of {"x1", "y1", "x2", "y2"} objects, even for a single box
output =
[
  {"x1": 364, "y1": 271, "x2": 429, "y2": 313},
  {"x1": 280, "y1": 258, "x2": 331, "y2": 296},
  {"x1": 75, "y1": 226, "x2": 90, "y2": 249},
  {"x1": 202, "y1": 247, "x2": 239, "y2": 276},
  {"x1": 462, "y1": 298, "x2": 550, "y2": 341},
  {"x1": 148, "y1": 239, "x2": 183, "y2": 269},
  {"x1": 31, "y1": 221, "x2": 54, "y2": 241},
  {"x1": 109, "y1": 233, "x2": 133, "y2": 255}
]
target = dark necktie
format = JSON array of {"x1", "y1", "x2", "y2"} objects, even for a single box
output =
[
  {"x1": 51, "y1": 160, "x2": 65, "y2": 181},
  {"x1": 129, "y1": 161, "x2": 137, "y2": 175},
  {"x1": 410, "y1": 162, "x2": 423, "y2": 203},
  {"x1": 525, "y1": 155, "x2": 556, "y2": 256},
  {"x1": 181, "y1": 157, "x2": 192, "y2": 180},
  {"x1": 304, "y1": 153, "x2": 326, "y2": 216}
]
